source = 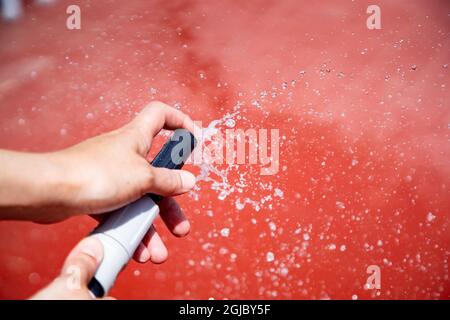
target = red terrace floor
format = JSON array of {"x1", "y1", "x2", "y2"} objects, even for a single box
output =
[{"x1": 0, "y1": 0, "x2": 449, "y2": 299}]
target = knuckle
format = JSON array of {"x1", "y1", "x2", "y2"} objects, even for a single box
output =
[
  {"x1": 63, "y1": 255, "x2": 97, "y2": 279},
  {"x1": 160, "y1": 169, "x2": 181, "y2": 195},
  {"x1": 183, "y1": 113, "x2": 192, "y2": 124},
  {"x1": 146, "y1": 101, "x2": 167, "y2": 111},
  {"x1": 74, "y1": 254, "x2": 97, "y2": 271},
  {"x1": 146, "y1": 168, "x2": 156, "y2": 187},
  {"x1": 169, "y1": 171, "x2": 183, "y2": 194}
]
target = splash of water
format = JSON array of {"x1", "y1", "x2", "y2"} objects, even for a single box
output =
[
  {"x1": 190, "y1": 111, "x2": 240, "y2": 201},
  {"x1": 189, "y1": 106, "x2": 284, "y2": 212}
]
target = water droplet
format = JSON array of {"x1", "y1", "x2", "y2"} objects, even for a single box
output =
[
  {"x1": 251, "y1": 100, "x2": 261, "y2": 108},
  {"x1": 220, "y1": 228, "x2": 230, "y2": 237},
  {"x1": 274, "y1": 188, "x2": 284, "y2": 198},
  {"x1": 225, "y1": 118, "x2": 235, "y2": 128},
  {"x1": 218, "y1": 191, "x2": 227, "y2": 201},
  {"x1": 336, "y1": 201, "x2": 346, "y2": 210},
  {"x1": 235, "y1": 198, "x2": 245, "y2": 210},
  {"x1": 202, "y1": 242, "x2": 213, "y2": 251},
  {"x1": 266, "y1": 251, "x2": 275, "y2": 262},
  {"x1": 268, "y1": 222, "x2": 276, "y2": 232}
]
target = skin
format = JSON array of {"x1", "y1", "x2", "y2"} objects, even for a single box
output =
[{"x1": 0, "y1": 101, "x2": 199, "y2": 299}]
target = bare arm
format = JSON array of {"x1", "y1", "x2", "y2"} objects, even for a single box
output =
[
  {"x1": 0, "y1": 149, "x2": 79, "y2": 222},
  {"x1": 0, "y1": 101, "x2": 197, "y2": 265}
]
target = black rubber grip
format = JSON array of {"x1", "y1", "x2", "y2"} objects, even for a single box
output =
[
  {"x1": 151, "y1": 129, "x2": 197, "y2": 169},
  {"x1": 88, "y1": 277, "x2": 105, "y2": 298},
  {"x1": 149, "y1": 129, "x2": 197, "y2": 202}
]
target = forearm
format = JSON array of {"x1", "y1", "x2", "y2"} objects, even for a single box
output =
[
  {"x1": 0, "y1": 103, "x2": 197, "y2": 225},
  {"x1": 0, "y1": 150, "x2": 79, "y2": 222}
]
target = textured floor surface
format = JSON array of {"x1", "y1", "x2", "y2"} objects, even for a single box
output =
[{"x1": 0, "y1": 0, "x2": 449, "y2": 299}]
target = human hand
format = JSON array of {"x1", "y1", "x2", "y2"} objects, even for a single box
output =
[
  {"x1": 31, "y1": 237, "x2": 111, "y2": 300},
  {"x1": 59, "y1": 101, "x2": 198, "y2": 263},
  {"x1": 0, "y1": 101, "x2": 198, "y2": 264}
]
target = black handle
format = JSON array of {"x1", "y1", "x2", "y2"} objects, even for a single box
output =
[{"x1": 149, "y1": 129, "x2": 197, "y2": 202}]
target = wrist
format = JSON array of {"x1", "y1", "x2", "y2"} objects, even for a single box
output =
[
  {"x1": 0, "y1": 150, "x2": 83, "y2": 221},
  {"x1": 43, "y1": 151, "x2": 85, "y2": 213}
]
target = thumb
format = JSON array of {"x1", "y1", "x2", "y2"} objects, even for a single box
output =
[
  {"x1": 61, "y1": 237, "x2": 103, "y2": 288},
  {"x1": 145, "y1": 167, "x2": 196, "y2": 196}
]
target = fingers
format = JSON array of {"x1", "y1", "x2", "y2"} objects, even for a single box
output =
[
  {"x1": 158, "y1": 197, "x2": 190, "y2": 237},
  {"x1": 132, "y1": 198, "x2": 189, "y2": 263},
  {"x1": 129, "y1": 101, "x2": 197, "y2": 139},
  {"x1": 133, "y1": 225, "x2": 168, "y2": 263},
  {"x1": 133, "y1": 242, "x2": 150, "y2": 262},
  {"x1": 145, "y1": 167, "x2": 196, "y2": 197},
  {"x1": 61, "y1": 237, "x2": 103, "y2": 286}
]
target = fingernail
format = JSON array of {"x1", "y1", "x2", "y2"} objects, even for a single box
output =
[
  {"x1": 179, "y1": 171, "x2": 196, "y2": 191},
  {"x1": 151, "y1": 246, "x2": 168, "y2": 264},
  {"x1": 79, "y1": 237, "x2": 103, "y2": 263},
  {"x1": 138, "y1": 244, "x2": 150, "y2": 263},
  {"x1": 173, "y1": 220, "x2": 191, "y2": 237}
]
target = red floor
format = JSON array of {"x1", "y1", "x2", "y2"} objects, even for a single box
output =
[{"x1": 0, "y1": 0, "x2": 449, "y2": 299}]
